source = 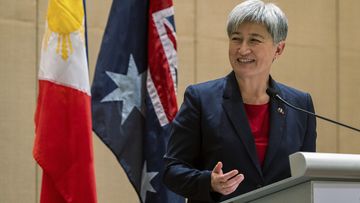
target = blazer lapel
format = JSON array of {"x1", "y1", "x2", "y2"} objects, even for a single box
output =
[
  {"x1": 222, "y1": 72, "x2": 262, "y2": 176},
  {"x1": 262, "y1": 78, "x2": 287, "y2": 173}
]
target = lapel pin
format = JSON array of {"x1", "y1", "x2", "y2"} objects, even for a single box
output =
[{"x1": 277, "y1": 107, "x2": 285, "y2": 115}]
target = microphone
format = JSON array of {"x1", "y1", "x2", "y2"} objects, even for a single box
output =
[{"x1": 266, "y1": 87, "x2": 360, "y2": 133}]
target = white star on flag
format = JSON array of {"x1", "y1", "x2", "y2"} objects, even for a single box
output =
[
  {"x1": 101, "y1": 54, "x2": 145, "y2": 124},
  {"x1": 140, "y1": 161, "x2": 158, "y2": 202}
]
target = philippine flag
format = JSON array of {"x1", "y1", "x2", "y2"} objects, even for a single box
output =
[{"x1": 33, "y1": 0, "x2": 97, "y2": 202}]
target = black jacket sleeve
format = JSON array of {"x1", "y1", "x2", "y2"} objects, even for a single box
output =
[{"x1": 163, "y1": 85, "x2": 222, "y2": 202}]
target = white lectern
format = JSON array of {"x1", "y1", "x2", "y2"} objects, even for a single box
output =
[{"x1": 221, "y1": 152, "x2": 360, "y2": 203}]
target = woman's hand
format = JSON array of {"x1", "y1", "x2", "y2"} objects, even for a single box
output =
[{"x1": 210, "y1": 162, "x2": 244, "y2": 195}]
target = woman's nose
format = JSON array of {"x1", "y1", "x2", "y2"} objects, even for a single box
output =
[{"x1": 238, "y1": 42, "x2": 251, "y2": 55}]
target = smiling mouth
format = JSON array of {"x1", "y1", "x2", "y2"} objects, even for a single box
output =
[{"x1": 237, "y1": 58, "x2": 255, "y2": 64}]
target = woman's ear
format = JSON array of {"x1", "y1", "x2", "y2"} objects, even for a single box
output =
[
  {"x1": 273, "y1": 41, "x2": 285, "y2": 61},
  {"x1": 275, "y1": 41, "x2": 286, "y2": 57}
]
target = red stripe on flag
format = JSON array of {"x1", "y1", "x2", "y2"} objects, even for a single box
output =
[
  {"x1": 34, "y1": 80, "x2": 97, "y2": 203},
  {"x1": 164, "y1": 24, "x2": 177, "y2": 50},
  {"x1": 148, "y1": 0, "x2": 178, "y2": 122},
  {"x1": 150, "y1": 0, "x2": 172, "y2": 11}
]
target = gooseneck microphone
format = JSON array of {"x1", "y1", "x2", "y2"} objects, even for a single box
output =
[{"x1": 266, "y1": 87, "x2": 360, "y2": 133}]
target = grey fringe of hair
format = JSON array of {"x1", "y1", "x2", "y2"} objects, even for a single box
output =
[{"x1": 227, "y1": 0, "x2": 288, "y2": 44}]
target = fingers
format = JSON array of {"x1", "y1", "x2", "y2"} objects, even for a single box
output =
[
  {"x1": 211, "y1": 163, "x2": 245, "y2": 195},
  {"x1": 212, "y1": 162, "x2": 223, "y2": 174},
  {"x1": 223, "y1": 174, "x2": 244, "y2": 190},
  {"x1": 220, "y1": 174, "x2": 244, "y2": 195},
  {"x1": 221, "y1": 169, "x2": 239, "y2": 181}
]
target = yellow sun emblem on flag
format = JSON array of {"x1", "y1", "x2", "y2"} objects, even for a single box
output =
[{"x1": 43, "y1": 0, "x2": 85, "y2": 60}]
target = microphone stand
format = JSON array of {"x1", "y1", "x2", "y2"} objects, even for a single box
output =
[{"x1": 267, "y1": 88, "x2": 360, "y2": 133}]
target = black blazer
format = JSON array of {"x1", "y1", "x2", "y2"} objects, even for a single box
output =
[{"x1": 163, "y1": 72, "x2": 317, "y2": 203}]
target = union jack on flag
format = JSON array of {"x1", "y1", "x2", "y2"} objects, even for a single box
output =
[{"x1": 91, "y1": 0, "x2": 184, "y2": 202}]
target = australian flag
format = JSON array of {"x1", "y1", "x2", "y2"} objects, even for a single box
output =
[{"x1": 91, "y1": 0, "x2": 184, "y2": 202}]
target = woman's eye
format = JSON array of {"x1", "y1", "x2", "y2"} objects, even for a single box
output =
[{"x1": 250, "y1": 38, "x2": 261, "y2": 43}]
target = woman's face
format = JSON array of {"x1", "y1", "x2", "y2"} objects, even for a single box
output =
[{"x1": 228, "y1": 22, "x2": 285, "y2": 79}]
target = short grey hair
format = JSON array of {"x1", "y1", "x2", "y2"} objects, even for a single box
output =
[{"x1": 226, "y1": 0, "x2": 288, "y2": 44}]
